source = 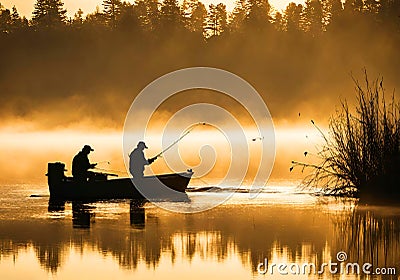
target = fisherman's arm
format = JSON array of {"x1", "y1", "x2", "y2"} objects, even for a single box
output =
[{"x1": 84, "y1": 157, "x2": 97, "y2": 169}]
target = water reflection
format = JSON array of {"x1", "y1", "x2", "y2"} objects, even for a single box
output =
[
  {"x1": 0, "y1": 195, "x2": 399, "y2": 279},
  {"x1": 72, "y1": 202, "x2": 95, "y2": 229},
  {"x1": 130, "y1": 199, "x2": 146, "y2": 229},
  {"x1": 48, "y1": 199, "x2": 65, "y2": 212},
  {"x1": 334, "y1": 207, "x2": 400, "y2": 271},
  {"x1": 35, "y1": 240, "x2": 65, "y2": 273}
]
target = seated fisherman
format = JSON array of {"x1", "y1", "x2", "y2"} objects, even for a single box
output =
[
  {"x1": 72, "y1": 145, "x2": 97, "y2": 182},
  {"x1": 129, "y1": 141, "x2": 157, "y2": 178}
]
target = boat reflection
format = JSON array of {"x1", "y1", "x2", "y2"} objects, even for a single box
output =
[
  {"x1": 72, "y1": 202, "x2": 95, "y2": 229},
  {"x1": 130, "y1": 199, "x2": 146, "y2": 229},
  {"x1": 0, "y1": 199, "x2": 399, "y2": 278},
  {"x1": 48, "y1": 199, "x2": 65, "y2": 212}
]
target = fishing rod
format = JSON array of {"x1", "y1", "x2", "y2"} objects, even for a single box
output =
[
  {"x1": 153, "y1": 123, "x2": 263, "y2": 159},
  {"x1": 154, "y1": 130, "x2": 190, "y2": 158},
  {"x1": 154, "y1": 122, "x2": 207, "y2": 159},
  {"x1": 93, "y1": 167, "x2": 123, "y2": 177},
  {"x1": 91, "y1": 161, "x2": 125, "y2": 176}
]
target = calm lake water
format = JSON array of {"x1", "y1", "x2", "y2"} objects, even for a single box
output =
[{"x1": 0, "y1": 184, "x2": 399, "y2": 280}]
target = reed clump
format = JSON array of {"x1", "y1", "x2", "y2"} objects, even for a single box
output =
[{"x1": 292, "y1": 72, "x2": 400, "y2": 198}]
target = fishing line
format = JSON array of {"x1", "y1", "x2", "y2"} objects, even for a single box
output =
[{"x1": 192, "y1": 176, "x2": 211, "y2": 186}]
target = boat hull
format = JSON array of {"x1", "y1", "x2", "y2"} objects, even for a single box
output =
[{"x1": 47, "y1": 162, "x2": 192, "y2": 201}]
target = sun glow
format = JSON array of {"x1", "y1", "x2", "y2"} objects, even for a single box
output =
[{"x1": 0, "y1": 123, "x2": 322, "y2": 185}]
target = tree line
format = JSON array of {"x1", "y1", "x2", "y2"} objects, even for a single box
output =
[
  {"x1": 0, "y1": 0, "x2": 399, "y2": 129},
  {"x1": 0, "y1": 0, "x2": 399, "y2": 38}
]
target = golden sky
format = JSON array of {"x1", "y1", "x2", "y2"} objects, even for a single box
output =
[{"x1": 1, "y1": 0, "x2": 305, "y2": 18}]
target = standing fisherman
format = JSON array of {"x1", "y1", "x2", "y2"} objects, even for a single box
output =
[{"x1": 129, "y1": 141, "x2": 157, "y2": 177}]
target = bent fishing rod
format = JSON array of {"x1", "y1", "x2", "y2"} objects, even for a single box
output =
[
  {"x1": 153, "y1": 122, "x2": 207, "y2": 159},
  {"x1": 152, "y1": 122, "x2": 265, "y2": 159},
  {"x1": 93, "y1": 123, "x2": 208, "y2": 175}
]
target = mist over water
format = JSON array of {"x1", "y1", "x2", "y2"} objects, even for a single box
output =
[
  {"x1": 1, "y1": 13, "x2": 399, "y2": 130},
  {"x1": 0, "y1": 124, "x2": 317, "y2": 186}
]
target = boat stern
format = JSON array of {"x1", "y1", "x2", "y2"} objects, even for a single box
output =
[{"x1": 47, "y1": 162, "x2": 67, "y2": 197}]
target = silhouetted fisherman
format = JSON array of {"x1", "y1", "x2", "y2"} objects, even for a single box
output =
[
  {"x1": 72, "y1": 145, "x2": 97, "y2": 183},
  {"x1": 129, "y1": 141, "x2": 157, "y2": 177}
]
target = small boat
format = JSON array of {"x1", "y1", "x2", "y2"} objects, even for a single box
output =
[{"x1": 47, "y1": 162, "x2": 193, "y2": 201}]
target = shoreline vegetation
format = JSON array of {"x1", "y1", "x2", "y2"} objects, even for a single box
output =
[{"x1": 292, "y1": 72, "x2": 400, "y2": 203}]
